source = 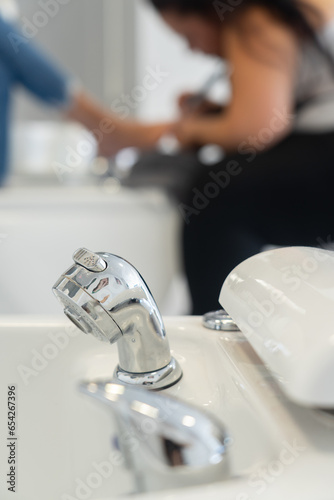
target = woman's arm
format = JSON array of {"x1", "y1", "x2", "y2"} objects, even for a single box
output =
[
  {"x1": 66, "y1": 91, "x2": 173, "y2": 157},
  {"x1": 173, "y1": 8, "x2": 299, "y2": 153},
  {"x1": 0, "y1": 16, "x2": 172, "y2": 156},
  {"x1": 0, "y1": 15, "x2": 70, "y2": 105}
]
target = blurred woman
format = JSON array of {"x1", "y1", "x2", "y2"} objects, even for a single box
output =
[
  {"x1": 150, "y1": 0, "x2": 334, "y2": 314},
  {"x1": 0, "y1": 0, "x2": 169, "y2": 184}
]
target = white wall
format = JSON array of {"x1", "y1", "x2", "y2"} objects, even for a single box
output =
[{"x1": 13, "y1": 0, "x2": 136, "y2": 122}]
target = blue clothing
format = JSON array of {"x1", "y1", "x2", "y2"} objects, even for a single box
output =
[{"x1": 0, "y1": 15, "x2": 71, "y2": 183}]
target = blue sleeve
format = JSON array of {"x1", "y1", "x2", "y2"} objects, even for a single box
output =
[
  {"x1": 0, "y1": 58, "x2": 11, "y2": 184},
  {"x1": 0, "y1": 15, "x2": 71, "y2": 106}
]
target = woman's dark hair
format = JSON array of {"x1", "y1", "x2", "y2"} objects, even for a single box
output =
[
  {"x1": 150, "y1": 0, "x2": 319, "y2": 40},
  {"x1": 150, "y1": 0, "x2": 334, "y2": 77}
]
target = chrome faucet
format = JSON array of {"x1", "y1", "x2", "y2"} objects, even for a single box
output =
[
  {"x1": 53, "y1": 248, "x2": 182, "y2": 389},
  {"x1": 81, "y1": 381, "x2": 230, "y2": 493}
]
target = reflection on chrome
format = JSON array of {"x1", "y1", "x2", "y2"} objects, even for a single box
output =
[
  {"x1": 80, "y1": 382, "x2": 231, "y2": 493},
  {"x1": 53, "y1": 248, "x2": 182, "y2": 389}
]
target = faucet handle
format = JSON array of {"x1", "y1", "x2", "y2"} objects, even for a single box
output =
[
  {"x1": 80, "y1": 381, "x2": 230, "y2": 492},
  {"x1": 73, "y1": 248, "x2": 107, "y2": 273}
]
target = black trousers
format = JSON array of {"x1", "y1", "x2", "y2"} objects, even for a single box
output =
[{"x1": 182, "y1": 131, "x2": 334, "y2": 314}]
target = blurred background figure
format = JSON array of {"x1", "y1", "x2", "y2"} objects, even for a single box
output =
[
  {"x1": 150, "y1": 0, "x2": 334, "y2": 314},
  {"x1": 1, "y1": 0, "x2": 212, "y2": 317},
  {"x1": 5, "y1": 0, "x2": 334, "y2": 317},
  {"x1": 0, "y1": 0, "x2": 171, "y2": 184}
]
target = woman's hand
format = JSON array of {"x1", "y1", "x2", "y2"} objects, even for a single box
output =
[
  {"x1": 178, "y1": 92, "x2": 223, "y2": 117},
  {"x1": 98, "y1": 121, "x2": 174, "y2": 157},
  {"x1": 66, "y1": 91, "x2": 174, "y2": 157},
  {"x1": 171, "y1": 117, "x2": 200, "y2": 150}
]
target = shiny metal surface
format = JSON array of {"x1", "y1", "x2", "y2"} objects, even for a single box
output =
[
  {"x1": 81, "y1": 381, "x2": 230, "y2": 493},
  {"x1": 73, "y1": 248, "x2": 107, "y2": 273},
  {"x1": 115, "y1": 357, "x2": 183, "y2": 390},
  {"x1": 203, "y1": 310, "x2": 240, "y2": 331},
  {"x1": 53, "y1": 248, "x2": 182, "y2": 389}
]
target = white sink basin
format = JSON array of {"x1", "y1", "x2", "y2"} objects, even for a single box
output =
[{"x1": 1, "y1": 315, "x2": 334, "y2": 500}]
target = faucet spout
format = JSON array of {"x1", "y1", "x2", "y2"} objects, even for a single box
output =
[
  {"x1": 80, "y1": 381, "x2": 230, "y2": 494},
  {"x1": 52, "y1": 248, "x2": 182, "y2": 389}
]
